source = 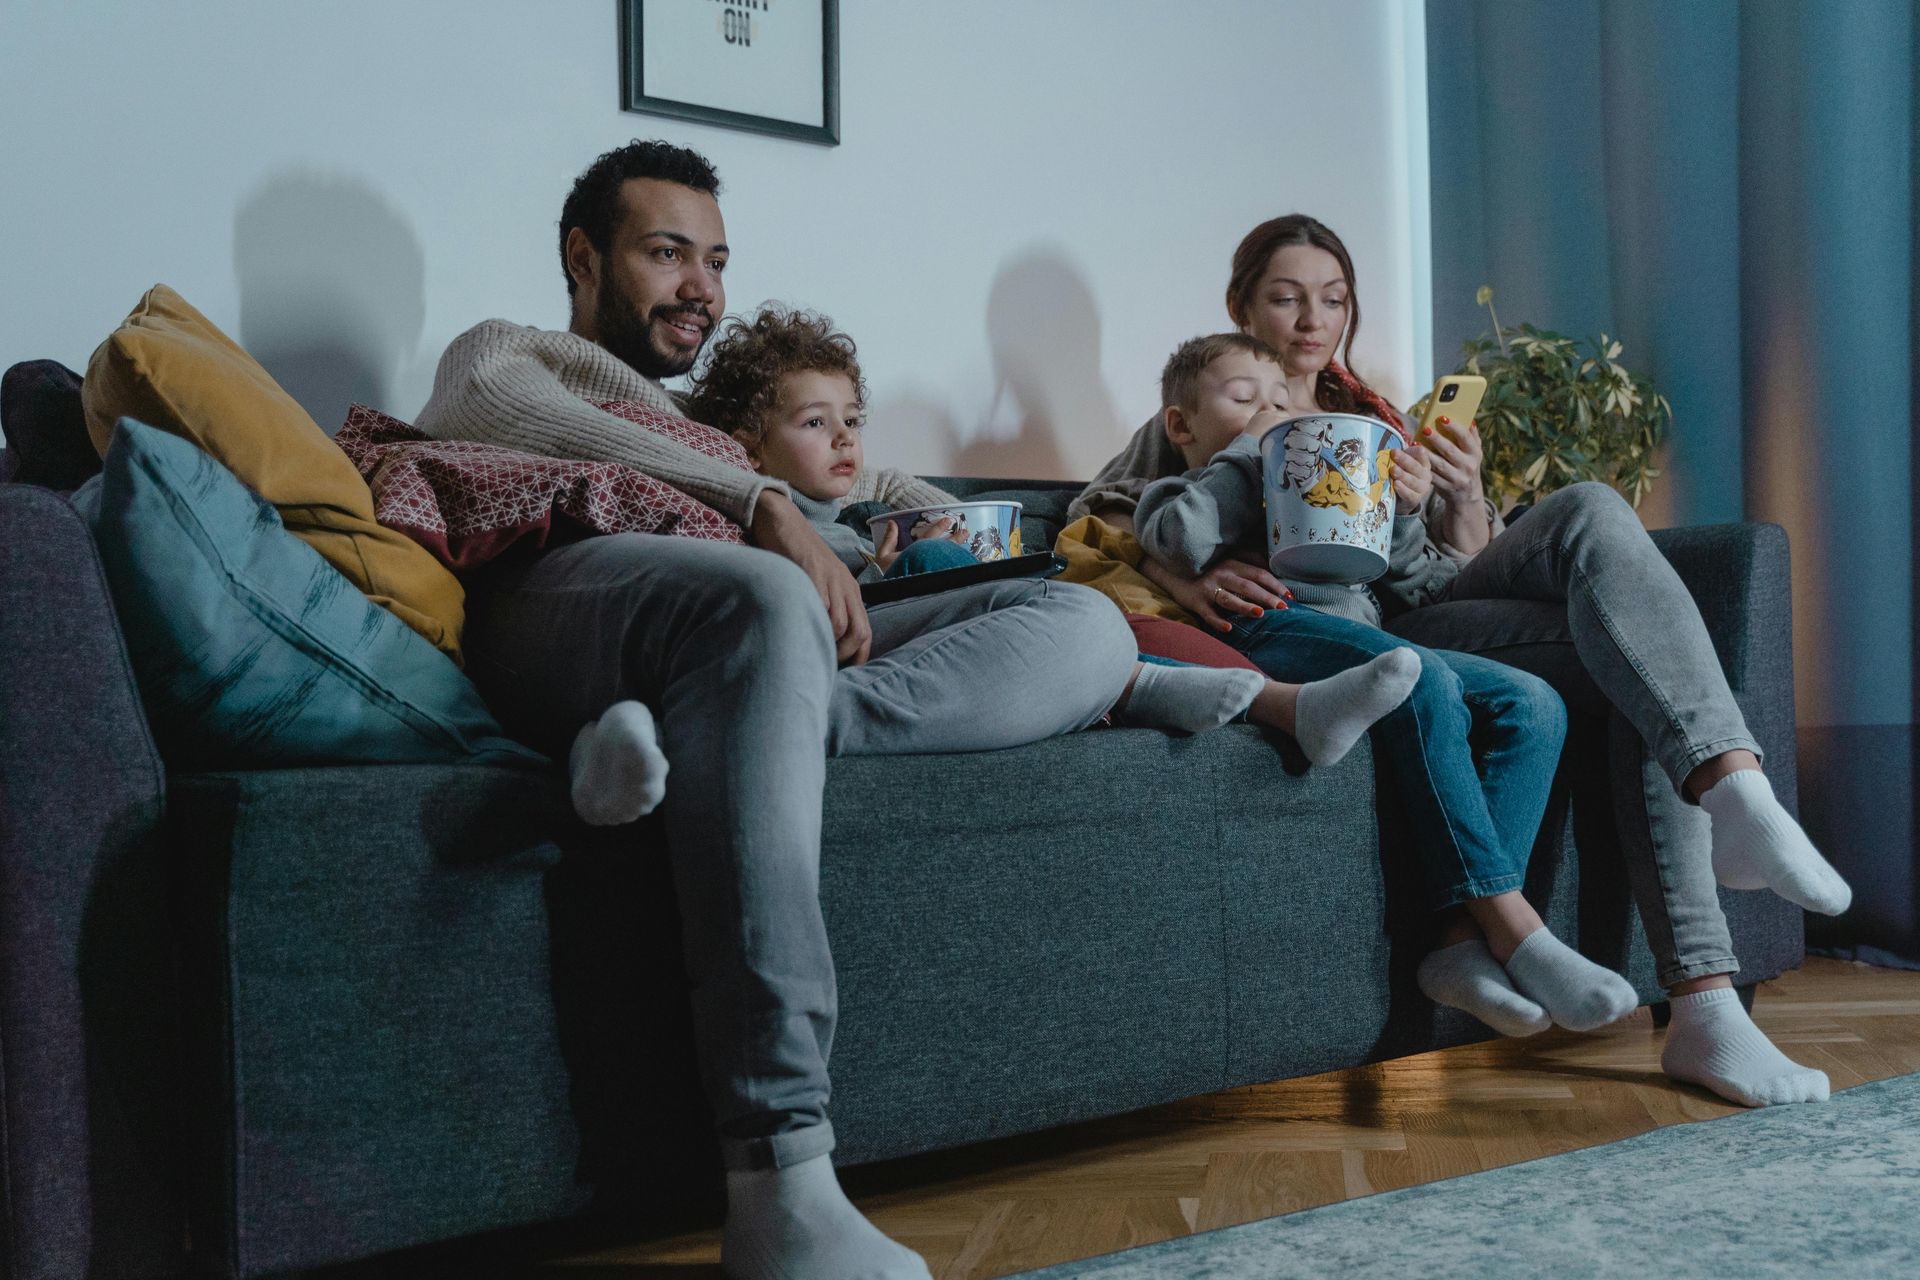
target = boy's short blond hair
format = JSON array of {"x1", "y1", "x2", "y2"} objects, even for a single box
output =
[
  {"x1": 1159, "y1": 332, "x2": 1283, "y2": 413},
  {"x1": 686, "y1": 305, "x2": 867, "y2": 447}
]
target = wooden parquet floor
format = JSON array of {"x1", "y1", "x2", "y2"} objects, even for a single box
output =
[{"x1": 538, "y1": 957, "x2": 1920, "y2": 1278}]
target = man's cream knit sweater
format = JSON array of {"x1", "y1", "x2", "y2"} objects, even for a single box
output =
[{"x1": 416, "y1": 320, "x2": 953, "y2": 527}]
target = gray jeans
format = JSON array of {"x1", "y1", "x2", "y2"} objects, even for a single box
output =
[
  {"x1": 1387, "y1": 482, "x2": 1761, "y2": 988},
  {"x1": 462, "y1": 533, "x2": 1133, "y2": 1169}
]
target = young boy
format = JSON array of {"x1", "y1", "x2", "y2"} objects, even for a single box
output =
[
  {"x1": 689, "y1": 305, "x2": 1421, "y2": 749},
  {"x1": 686, "y1": 305, "x2": 985, "y2": 583},
  {"x1": 1132, "y1": 332, "x2": 1639, "y2": 1037}
]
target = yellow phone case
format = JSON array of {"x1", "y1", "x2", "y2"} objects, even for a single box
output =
[{"x1": 1419, "y1": 374, "x2": 1487, "y2": 439}]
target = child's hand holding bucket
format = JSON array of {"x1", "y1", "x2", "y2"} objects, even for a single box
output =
[
  {"x1": 1241, "y1": 405, "x2": 1291, "y2": 445},
  {"x1": 872, "y1": 518, "x2": 904, "y2": 573}
]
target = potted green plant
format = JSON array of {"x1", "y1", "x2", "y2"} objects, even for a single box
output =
[{"x1": 1415, "y1": 287, "x2": 1671, "y2": 511}]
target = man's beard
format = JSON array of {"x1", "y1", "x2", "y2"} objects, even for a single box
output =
[{"x1": 595, "y1": 283, "x2": 711, "y2": 380}]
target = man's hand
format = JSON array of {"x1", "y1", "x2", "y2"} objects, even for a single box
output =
[
  {"x1": 1139, "y1": 554, "x2": 1291, "y2": 634},
  {"x1": 750, "y1": 489, "x2": 872, "y2": 665}
]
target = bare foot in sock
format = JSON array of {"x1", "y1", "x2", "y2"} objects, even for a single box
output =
[
  {"x1": 1502, "y1": 928, "x2": 1639, "y2": 1032},
  {"x1": 1700, "y1": 769, "x2": 1851, "y2": 915},
  {"x1": 1292, "y1": 648, "x2": 1422, "y2": 764},
  {"x1": 1117, "y1": 662, "x2": 1266, "y2": 734},
  {"x1": 1662, "y1": 986, "x2": 1829, "y2": 1107},
  {"x1": 568, "y1": 701, "x2": 668, "y2": 826},
  {"x1": 724, "y1": 1155, "x2": 932, "y2": 1280},
  {"x1": 1417, "y1": 939, "x2": 1552, "y2": 1037}
]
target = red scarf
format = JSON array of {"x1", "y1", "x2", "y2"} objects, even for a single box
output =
[{"x1": 1320, "y1": 362, "x2": 1412, "y2": 445}]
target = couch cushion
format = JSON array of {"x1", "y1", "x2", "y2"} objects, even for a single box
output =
[
  {"x1": 167, "y1": 763, "x2": 603, "y2": 1279},
  {"x1": 75, "y1": 417, "x2": 538, "y2": 771},
  {"x1": 80, "y1": 285, "x2": 466, "y2": 657},
  {"x1": 333, "y1": 403, "x2": 744, "y2": 570},
  {"x1": 0, "y1": 360, "x2": 101, "y2": 491}
]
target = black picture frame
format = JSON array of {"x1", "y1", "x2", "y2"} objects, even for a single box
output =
[{"x1": 620, "y1": 0, "x2": 840, "y2": 147}]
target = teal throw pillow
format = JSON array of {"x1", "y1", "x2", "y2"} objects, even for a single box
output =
[{"x1": 78, "y1": 417, "x2": 542, "y2": 769}]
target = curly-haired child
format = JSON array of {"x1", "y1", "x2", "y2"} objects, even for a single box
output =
[{"x1": 688, "y1": 305, "x2": 1421, "y2": 750}]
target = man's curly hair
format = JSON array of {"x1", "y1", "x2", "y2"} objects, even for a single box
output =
[{"x1": 686, "y1": 306, "x2": 868, "y2": 447}]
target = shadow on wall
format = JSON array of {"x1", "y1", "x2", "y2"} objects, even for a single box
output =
[
  {"x1": 233, "y1": 173, "x2": 426, "y2": 434},
  {"x1": 893, "y1": 247, "x2": 1124, "y2": 482}
]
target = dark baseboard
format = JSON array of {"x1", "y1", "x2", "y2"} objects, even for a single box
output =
[{"x1": 1798, "y1": 723, "x2": 1918, "y2": 964}]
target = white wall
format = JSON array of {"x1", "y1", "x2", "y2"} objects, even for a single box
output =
[{"x1": 1, "y1": 0, "x2": 1427, "y2": 481}]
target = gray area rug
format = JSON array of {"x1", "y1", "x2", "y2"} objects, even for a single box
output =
[{"x1": 1019, "y1": 1072, "x2": 1920, "y2": 1278}]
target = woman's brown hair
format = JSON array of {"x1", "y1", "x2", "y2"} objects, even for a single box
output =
[{"x1": 1225, "y1": 215, "x2": 1366, "y2": 411}]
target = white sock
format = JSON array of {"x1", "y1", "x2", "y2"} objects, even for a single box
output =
[
  {"x1": 1292, "y1": 648, "x2": 1422, "y2": 764},
  {"x1": 724, "y1": 1154, "x2": 932, "y2": 1280},
  {"x1": 1662, "y1": 985, "x2": 1830, "y2": 1107},
  {"x1": 1417, "y1": 939, "x2": 1552, "y2": 1037},
  {"x1": 1119, "y1": 661, "x2": 1266, "y2": 734},
  {"x1": 1503, "y1": 928, "x2": 1639, "y2": 1032},
  {"x1": 1700, "y1": 769, "x2": 1851, "y2": 915},
  {"x1": 568, "y1": 700, "x2": 668, "y2": 826}
]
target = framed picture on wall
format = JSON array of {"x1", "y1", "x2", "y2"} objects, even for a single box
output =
[{"x1": 620, "y1": 0, "x2": 839, "y2": 146}]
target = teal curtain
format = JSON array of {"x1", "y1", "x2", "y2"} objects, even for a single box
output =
[{"x1": 1428, "y1": 0, "x2": 1918, "y2": 961}]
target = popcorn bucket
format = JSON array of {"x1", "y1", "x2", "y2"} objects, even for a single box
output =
[
  {"x1": 867, "y1": 501, "x2": 1023, "y2": 564},
  {"x1": 1259, "y1": 413, "x2": 1399, "y2": 583}
]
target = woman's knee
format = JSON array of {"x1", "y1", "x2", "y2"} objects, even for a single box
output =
[{"x1": 1535, "y1": 481, "x2": 1642, "y2": 545}]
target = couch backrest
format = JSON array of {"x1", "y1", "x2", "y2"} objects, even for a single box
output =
[{"x1": 0, "y1": 483, "x2": 185, "y2": 1280}]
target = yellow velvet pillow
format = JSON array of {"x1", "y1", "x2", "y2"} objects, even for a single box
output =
[{"x1": 83, "y1": 285, "x2": 464, "y2": 659}]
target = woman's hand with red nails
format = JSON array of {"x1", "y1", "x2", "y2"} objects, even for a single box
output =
[
  {"x1": 1422, "y1": 415, "x2": 1486, "y2": 508},
  {"x1": 1389, "y1": 443, "x2": 1433, "y2": 514},
  {"x1": 1140, "y1": 555, "x2": 1289, "y2": 633}
]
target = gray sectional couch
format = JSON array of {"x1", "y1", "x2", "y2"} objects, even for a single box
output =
[{"x1": 0, "y1": 475, "x2": 1805, "y2": 1280}]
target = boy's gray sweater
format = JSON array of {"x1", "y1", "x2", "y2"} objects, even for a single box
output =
[
  {"x1": 791, "y1": 491, "x2": 885, "y2": 584},
  {"x1": 790, "y1": 471, "x2": 964, "y2": 585},
  {"x1": 1135, "y1": 436, "x2": 1458, "y2": 627}
]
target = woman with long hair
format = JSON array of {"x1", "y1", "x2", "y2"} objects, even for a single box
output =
[{"x1": 1075, "y1": 214, "x2": 1846, "y2": 1109}]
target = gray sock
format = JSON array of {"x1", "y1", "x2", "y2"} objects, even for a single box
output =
[
  {"x1": 1503, "y1": 928, "x2": 1639, "y2": 1032},
  {"x1": 568, "y1": 700, "x2": 668, "y2": 826},
  {"x1": 1292, "y1": 648, "x2": 1422, "y2": 764},
  {"x1": 1120, "y1": 662, "x2": 1265, "y2": 734},
  {"x1": 1417, "y1": 939, "x2": 1552, "y2": 1037},
  {"x1": 724, "y1": 1154, "x2": 932, "y2": 1280}
]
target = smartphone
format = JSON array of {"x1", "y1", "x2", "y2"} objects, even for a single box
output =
[{"x1": 1419, "y1": 374, "x2": 1487, "y2": 441}]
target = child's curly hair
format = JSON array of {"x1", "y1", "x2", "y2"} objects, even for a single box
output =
[{"x1": 685, "y1": 305, "x2": 867, "y2": 447}]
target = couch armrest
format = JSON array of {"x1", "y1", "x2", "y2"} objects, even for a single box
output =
[
  {"x1": 0, "y1": 484, "x2": 184, "y2": 1279},
  {"x1": 1649, "y1": 521, "x2": 1798, "y2": 811}
]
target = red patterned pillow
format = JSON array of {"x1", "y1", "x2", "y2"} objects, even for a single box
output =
[{"x1": 334, "y1": 403, "x2": 746, "y2": 570}]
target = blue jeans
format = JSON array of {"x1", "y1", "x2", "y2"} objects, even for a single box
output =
[
  {"x1": 1388, "y1": 483, "x2": 1757, "y2": 986},
  {"x1": 883, "y1": 538, "x2": 977, "y2": 577},
  {"x1": 1223, "y1": 605, "x2": 1567, "y2": 910}
]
